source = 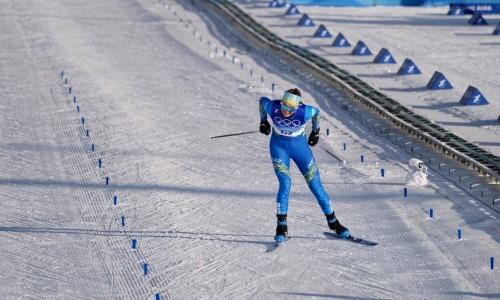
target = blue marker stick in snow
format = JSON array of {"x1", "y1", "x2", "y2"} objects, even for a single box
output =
[
  {"x1": 81, "y1": 116, "x2": 85, "y2": 125},
  {"x1": 106, "y1": 176, "x2": 109, "y2": 186},
  {"x1": 77, "y1": 106, "x2": 80, "y2": 113},
  {"x1": 458, "y1": 229, "x2": 462, "y2": 240},
  {"x1": 113, "y1": 195, "x2": 117, "y2": 205},
  {"x1": 326, "y1": 128, "x2": 330, "y2": 136},
  {"x1": 381, "y1": 168, "x2": 385, "y2": 177},
  {"x1": 132, "y1": 239, "x2": 137, "y2": 250},
  {"x1": 98, "y1": 158, "x2": 102, "y2": 168},
  {"x1": 86, "y1": 130, "x2": 90, "y2": 137},
  {"x1": 404, "y1": 187, "x2": 408, "y2": 197},
  {"x1": 156, "y1": 293, "x2": 161, "y2": 300},
  {"x1": 144, "y1": 263, "x2": 148, "y2": 275},
  {"x1": 121, "y1": 216, "x2": 125, "y2": 227},
  {"x1": 91, "y1": 143, "x2": 95, "y2": 152},
  {"x1": 361, "y1": 155, "x2": 364, "y2": 163},
  {"x1": 430, "y1": 208, "x2": 434, "y2": 218},
  {"x1": 343, "y1": 143, "x2": 347, "y2": 151},
  {"x1": 491, "y1": 257, "x2": 495, "y2": 269}
]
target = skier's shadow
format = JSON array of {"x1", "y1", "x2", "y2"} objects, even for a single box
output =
[
  {"x1": 0, "y1": 226, "x2": 276, "y2": 248},
  {"x1": 0, "y1": 226, "x2": 325, "y2": 251}
]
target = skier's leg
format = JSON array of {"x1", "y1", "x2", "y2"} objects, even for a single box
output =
[
  {"x1": 291, "y1": 136, "x2": 333, "y2": 215},
  {"x1": 270, "y1": 136, "x2": 292, "y2": 216},
  {"x1": 270, "y1": 136, "x2": 291, "y2": 242},
  {"x1": 292, "y1": 136, "x2": 350, "y2": 238}
]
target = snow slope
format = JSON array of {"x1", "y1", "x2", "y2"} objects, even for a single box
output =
[{"x1": 0, "y1": 0, "x2": 498, "y2": 299}]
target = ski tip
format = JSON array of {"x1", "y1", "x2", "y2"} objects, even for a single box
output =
[{"x1": 324, "y1": 232, "x2": 378, "y2": 246}]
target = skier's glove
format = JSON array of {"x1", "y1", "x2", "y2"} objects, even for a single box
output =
[
  {"x1": 308, "y1": 128, "x2": 320, "y2": 146},
  {"x1": 260, "y1": 120, "x2": 271, "y2": 135}
]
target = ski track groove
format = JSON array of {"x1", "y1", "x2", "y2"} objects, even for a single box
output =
[
  {"x1": 340, "y1": 182, "x2": 482, "y2": 297},
  {"x1": 6, "y1": 6, "x2": 148, "y2": 296},
  {"x1": 51, "y1": 90, "x2": 131, "y2": 298}
]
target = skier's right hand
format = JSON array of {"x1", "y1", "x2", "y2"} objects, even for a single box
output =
[{"x1": 259, "y1": 120, "x2": 271, "y2": 135}]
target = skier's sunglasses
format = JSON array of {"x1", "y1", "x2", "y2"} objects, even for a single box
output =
[{"x1": 281, "y1": 103, "x2": 297, "y2": 113}]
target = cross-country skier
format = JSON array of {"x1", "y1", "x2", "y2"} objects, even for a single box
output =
[{"x1": 259, "y1": 88, "x2": 350, "y2": 242}]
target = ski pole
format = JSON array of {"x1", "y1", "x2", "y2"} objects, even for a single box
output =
[
  {"x1": 320, "y1": 146, "x2": 345, "y2": 164},
  {"x1": 210, "y1": 130, "x2": 259, "y2": 139}
]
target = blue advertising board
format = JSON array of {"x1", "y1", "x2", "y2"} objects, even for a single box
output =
[{"x1": 449, "y1": 3, "x2": 500, "y2": 14}]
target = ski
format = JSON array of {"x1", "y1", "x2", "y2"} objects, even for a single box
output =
[
  {"x1": 266, "y1": 237, "x2": 290, "y2": 252},
  {"x1": 324, "y1": 232, "x2": 378, "y2": 246}
]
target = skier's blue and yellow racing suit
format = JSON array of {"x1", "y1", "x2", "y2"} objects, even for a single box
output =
[{"x1": 259, "y1": 97, "x2": 334, "y2": 216}]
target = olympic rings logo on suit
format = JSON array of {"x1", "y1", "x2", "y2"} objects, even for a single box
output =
[{"x1": 274, "y1": 117, "x2": 302, "y2": 128}]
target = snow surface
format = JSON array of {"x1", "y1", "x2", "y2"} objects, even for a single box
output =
[{"x1": 0, "y1": 0, "x2": 498, "y2": 299}]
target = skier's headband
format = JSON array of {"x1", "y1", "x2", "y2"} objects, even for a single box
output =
[{"x1": 281, "y1": 91, "x2": 301, "y2": 107}]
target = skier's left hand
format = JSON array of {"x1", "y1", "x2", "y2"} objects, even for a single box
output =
[
  {"x1": 308, "y1": 128, "x2": 320, "y2": 146},
  {"x1": 260, "y1": 120, "x2": 271, "y2": 135}
]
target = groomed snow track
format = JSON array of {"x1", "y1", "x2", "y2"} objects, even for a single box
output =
[{"x1": 208, "y1": 0, "x2": 500, "y2": 182}]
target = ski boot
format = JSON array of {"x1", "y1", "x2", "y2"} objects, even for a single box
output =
[
  {"x1": 326, "y1": 212, "x2": 350, "y2": 239},
  {"x1": 275, "y1": 214, "x2": 288, "y2": 242}
]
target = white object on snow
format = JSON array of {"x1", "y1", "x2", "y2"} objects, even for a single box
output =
[{"x1": 406, "y1": 158, "x2": 428, "y2": 186}]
